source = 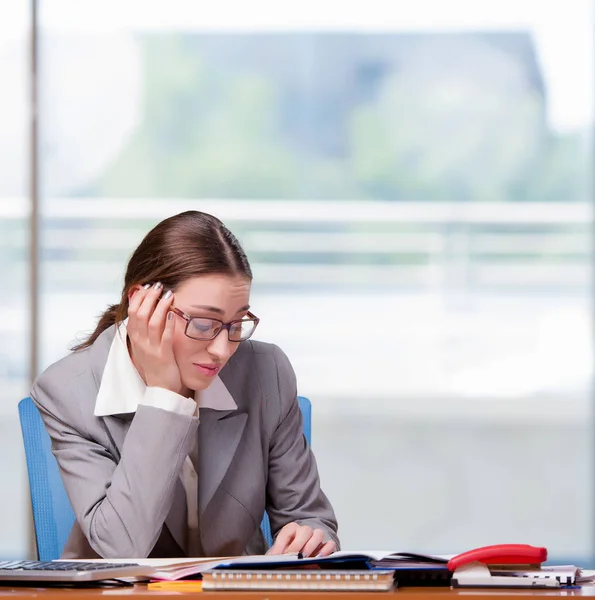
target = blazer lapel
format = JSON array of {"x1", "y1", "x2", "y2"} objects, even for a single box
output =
[{"x1": 197, "y1": 409, "x2": 247, "y2": 518}]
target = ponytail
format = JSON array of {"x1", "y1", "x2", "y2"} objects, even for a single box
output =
[{"x1": 71, "y1": 302, "x2": 125, "y2": 351}]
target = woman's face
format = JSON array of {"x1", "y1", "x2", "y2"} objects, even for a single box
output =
[{"x1": 171, "y1": 273, "x2": 252, "y2": 391}]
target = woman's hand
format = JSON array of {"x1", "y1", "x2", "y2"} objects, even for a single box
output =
[
  {"x1": 127, "y1": 282, "x2": 185, "y2": 395},
  {"x1": 267, "y1": 523, "x2": 336, "y2": 558}
]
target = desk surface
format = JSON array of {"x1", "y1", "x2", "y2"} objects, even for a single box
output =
[{"x1": 0, "y1": 585, "x2": 593, "y2": 599}]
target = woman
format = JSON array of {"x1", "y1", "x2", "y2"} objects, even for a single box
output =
[{"x1": 31, "y1": 210, "x2": 339, "y2": 559}]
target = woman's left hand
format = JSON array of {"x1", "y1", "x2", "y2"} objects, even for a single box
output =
[{"x1": 267, "y1": 523, "x2": 336, "y2": 558}]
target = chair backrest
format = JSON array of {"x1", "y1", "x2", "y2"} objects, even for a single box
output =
[
  {"x1": 19, "y1": 395, "x2": 312, "y2": 559},
  {"x1": 18, "y1": 397, "x2": 76, "y2": 561}
]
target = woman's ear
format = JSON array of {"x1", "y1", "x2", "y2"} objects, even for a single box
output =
[{"x1": 128, "y1": 283, "x2": 149, "y2": 303}]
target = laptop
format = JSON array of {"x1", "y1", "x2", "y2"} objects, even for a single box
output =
[{"x1": 0, "y1": 560, "x2": 152, "y2": 583}]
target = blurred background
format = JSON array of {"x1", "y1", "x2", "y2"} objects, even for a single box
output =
[{"x1": 0, "y1": 0, "x2": 593, "y2": 564}]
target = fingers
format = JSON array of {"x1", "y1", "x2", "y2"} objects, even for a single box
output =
[
  {"x1": 124, "y1": 282, "x2": 183, "y2": 394},
  {"x1": 147, "y1": 288, "x2": 174, "y2": 345},
  {"x1": 135, "y1": 282, "x2": 164, "y2": 337},
  {"x1": 162, "y1": 307, "x2": 176, "y2": 346},
  {"x1": 314, "y1": 540, "x2": 336, "y2": 558},
  {"x1": 267, "y1": 523, "x2": 299, "y2": 555},
  {"x1": 127, "y1": 283, "x2": 152, "y2": 318},
  {"x1": 128, "y1": 282, "x2": 174, "y2": 345},
  {"x1": 268, "y1": 524, "x2": 333, "y2": 559},
  {"x1": 300, "y1": 528, "x2": 325, "y2": 558},
  {"x1": 128, "y1": 282, "x2": 159, "y2": 337}
]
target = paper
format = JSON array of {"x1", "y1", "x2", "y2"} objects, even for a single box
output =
[
  {"x1": 57, "y1": 553, "x2": 303, "y2": 581},
  {"x1": 151, "y1": 554, "x2": 304, "y2": 580},
  {"x1": 578, "y1": 569, "x2": 595, "y2": 584}
]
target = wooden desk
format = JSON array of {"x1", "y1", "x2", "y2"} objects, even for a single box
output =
[{"x1": 0, "y1": 586, "x2": 593, "y2": 599}]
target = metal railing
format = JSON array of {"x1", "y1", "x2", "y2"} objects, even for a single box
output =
[{"x1": 1, "y1": 198, "x2": 592, "y2": 292}]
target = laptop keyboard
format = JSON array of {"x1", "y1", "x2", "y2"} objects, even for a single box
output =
[{"x1": 0, "y1": 561, "x2": 139, "y2": 571}]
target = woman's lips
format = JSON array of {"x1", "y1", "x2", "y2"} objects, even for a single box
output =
[{"x1": 193, "y1": 363, "x2": 220, "y2": 377}]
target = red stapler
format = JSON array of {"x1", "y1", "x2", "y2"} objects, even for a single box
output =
[{"x1": 447, "y1": 544, "x2": 547, "y2": 572}]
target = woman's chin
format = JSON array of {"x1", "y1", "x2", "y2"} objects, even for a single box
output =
[{"x1": 181, "y1": 373, "x2": 213, "y2": 393}]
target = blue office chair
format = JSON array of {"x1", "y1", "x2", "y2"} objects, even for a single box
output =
[
  {"x1": 18, "y1": 397, "x2": 75, "y2": 561},
  {"x1": 19, "y1": 395, "x2": 312, "y2": 559}
]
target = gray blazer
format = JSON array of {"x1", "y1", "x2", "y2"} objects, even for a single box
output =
[{"x1": 31, "y1": 326, "x2": 339, "y2": 559}]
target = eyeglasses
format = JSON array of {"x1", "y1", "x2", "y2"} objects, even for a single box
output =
[{"x1": 170, "y1": 307, "x2": 260, "y2": 342}]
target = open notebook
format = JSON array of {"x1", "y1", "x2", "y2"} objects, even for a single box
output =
[{"x1": 59, "y1": 550, "x2": 451, "y2": 581}]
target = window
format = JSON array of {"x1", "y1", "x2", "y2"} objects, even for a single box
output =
[
  {"x1": 33, "y1": 0, "x2": 595, "y2": 561},
  {"x1": 0, "y1": 0, "x2": 30, "y2": 558}
]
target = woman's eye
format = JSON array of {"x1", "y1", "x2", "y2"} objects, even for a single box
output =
[{"x1": 190, "y1": 319, "x2": 214, "y2": 333}]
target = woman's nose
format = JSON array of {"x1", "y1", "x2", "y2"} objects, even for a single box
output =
[{"x1": 206, "y1": 328, "x2": 233, "y2": 361}]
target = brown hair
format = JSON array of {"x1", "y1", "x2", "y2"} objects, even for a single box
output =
[{"x1": 72, "y1": 210, "x2": 252, "y2": 351}]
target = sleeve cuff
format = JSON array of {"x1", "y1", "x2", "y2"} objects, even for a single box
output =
[{"x1": 141, "y1": 387, "x2": 197, "y2": 417}]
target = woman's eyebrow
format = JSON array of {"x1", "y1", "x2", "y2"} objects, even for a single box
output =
[{"x1": 190, "y1": 304, "x2": 251, "y2": 315}]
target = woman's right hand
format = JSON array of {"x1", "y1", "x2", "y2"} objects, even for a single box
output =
[{"x1": 127, "y1": 282, "x2": 185, "y2": 395}]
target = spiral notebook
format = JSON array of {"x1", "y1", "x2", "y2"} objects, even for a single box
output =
[{"x1": 202, "y1": 569, "x2": 396, "y2": 591}]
